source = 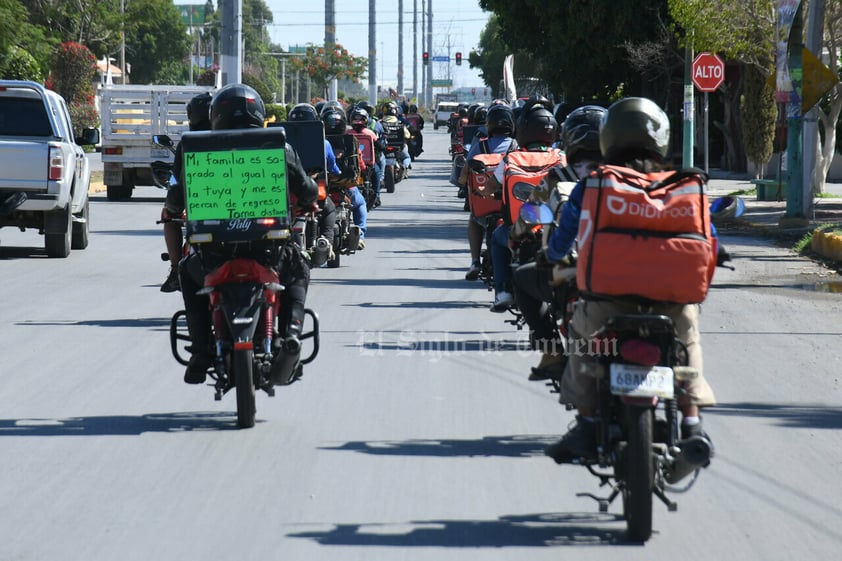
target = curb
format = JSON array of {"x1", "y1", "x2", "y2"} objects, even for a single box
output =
[{"x1": 811, "y1": 229, "x2": 842, "y2": 261}]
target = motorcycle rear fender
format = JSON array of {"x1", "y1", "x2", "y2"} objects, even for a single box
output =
[
  {"x1": 621, "y1": 395, "x2": 659, "y2": 407},
  {"x1": 217, "y1": 283, "x2": 268, "y2": 344}
]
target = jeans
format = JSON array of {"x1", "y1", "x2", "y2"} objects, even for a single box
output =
[
  {"x1": 348, "y1": 186, "x2": 367, "y2": 238},
  {"x1": 512, "y1": 261, "x2": 557, "y2": 345},
  {"x1": 490, "y1": 223, "x2": 512, "y2": 294},
  {"x1": 373, "y1": 153, "x2": 385, "y2": 196}
]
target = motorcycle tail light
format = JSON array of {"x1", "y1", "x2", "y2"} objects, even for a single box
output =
[
  {"x1": 619, "y1": 339, "x2": 662, "y2": 366},
  {"x1": 256, "y1": 218, "x2": 275, "y2": 226}
]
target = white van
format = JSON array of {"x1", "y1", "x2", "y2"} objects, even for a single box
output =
[{"x1": 433, "y1": 101, "x2": 460, "y2": 129}]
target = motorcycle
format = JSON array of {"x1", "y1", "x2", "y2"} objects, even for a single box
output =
[
  {"x1": 326, "y1": 182, "x2": 361, "y2": 268},
  {"x1": 381, "y1": 121, "x2": 407, "y2": 193}
]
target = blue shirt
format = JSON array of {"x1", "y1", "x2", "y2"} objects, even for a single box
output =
[
  {"x1": 467, "y1": 134, "x2": 512, "y2": 160},
  {"x1": 324, "y1": 139, "x2": 342, "y2": 175}
]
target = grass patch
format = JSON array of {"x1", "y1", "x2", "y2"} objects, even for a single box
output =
[{"x1": 728, "y1": 188, "x2": 756, "y2": 197}]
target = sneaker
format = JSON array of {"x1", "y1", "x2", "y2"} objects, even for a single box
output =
[
  {"x1": 160, "y1": 267, "x2": 180, "y2": 293},
  {"x1": 184, "y1": 353, "x2": 212, "y2": 384},
  {"x1": 357, "y1": 239, "x2": 366, "y2": 250},
  {"x1": 490, "y1": 291, "x2": 514, "y2": 312},
  {"x1": 529, "y1": 351, "x2": 566, "y2": 381},
  {"x1": 457, "y1": 187, "x2": 467, "y2": 199},
  {"x1": 373, "y1": 197, "x2": 381, "y2": 209},
  {"x1": 465, "y1": 261, "x2": 481, "y2": 281},
  {"x1": 545, "y1": 416, "x2": 598, "y2": 463}
]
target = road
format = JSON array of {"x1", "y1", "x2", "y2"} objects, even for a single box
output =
[{"x1": 1, "y1": 130, "x2": 841, "y2": 560}]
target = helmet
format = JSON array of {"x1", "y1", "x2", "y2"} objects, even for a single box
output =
[
  {"x1": 187, "y1": 92, "x2": 212, "y2": 131},
  {"x1": 553, "y1": 103, "x2": 577, "y2": 129},
  {"x1": 485, "y1": 104, "x2": 515, "y2": 137},
  {"x1": 288, "y1": 103, "x2": 319, "y2": 121},
  {"x1": 321, "y1": 106, "x2": 347, "y2": 135},
  {"x1": 408, "y1": 104, "x2": 418, "y2": 114},
  {"x1": 466, "y1": 103, "x2": 483, "y2": 124},
  {"x1": 515, "y1": 96, "x2": 557, "y2": 147},
  {"x1": 381, "y1": 101, "x2": 398, "y2": 116},
  {"x1": 210, "y1": 83, "x2": 265, "y2": 130},
  {"x1": 314, "y1": 100, "x2": 326, "y2": 115},
  {"x1": 457, "y1": 106, "x2": 468, "y2": 118},
  {"x1": 473, "y1": 106, "x2": 488, "y2": 125},
  {"x1": 561, "y1": 105, "x2": 607, "y2": 164},
  {"x1": 490, "y1": 98, "x2": 508, "y2": 107},
  {"x1": 358, "y1": 101, "x2": 376, "y2": 117},
  {"x1": 350, "y1": 108, "x2": 369, "y2": 132},
  {"x1": 599, "y1": 97, "x2": 670, "y2": 163}
]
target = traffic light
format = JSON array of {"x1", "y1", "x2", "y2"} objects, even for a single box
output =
[
  {"x1": 423, "y1": 52, "x2": 429, "y2": 65},
  {"x1": 455, "y1": 52, "x2": 462, "y2": 66}
]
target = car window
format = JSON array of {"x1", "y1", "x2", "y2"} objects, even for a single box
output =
[{"x1": 0, "y1": 97, "x2": 53, "y2": 136}]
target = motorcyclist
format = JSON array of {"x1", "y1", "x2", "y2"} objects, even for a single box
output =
[
  {"x1": 167, "y1": 83, "x2": 318, "y2": 384},
  {"x1": 476, "y1": 96, "x2": 561, "y2": 312},
  {"x1": 457, "y1": 103, "x2": 517, "y2": 281},
  {"x1": 358, "y1": 101, "x2": 387, "y2": 208},
  {"x1": 288, "y1": 102, "x2": 339, "y2": 266},
  {"x1": 160, "y1": 91, "x2": 212, "y2": 293},
  {"x1": 380, "y1": 101, "x2": 412, "y2": 175},
  {"x1": 543, "y1": 97, "x2": 719, "y2": 463},
  {"x1": 404, "y1": 103, "x2": 425, "y2": 156},
  {"x1": 321, "y1": 105, "x2": 368, "y2": 250},
  {"x1": 511, "y1": 104, "x2": 606, "y2": 381}
]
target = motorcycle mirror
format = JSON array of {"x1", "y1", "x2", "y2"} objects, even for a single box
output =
[
  {"x1": 153, "y1": 134, "x2": 175, "y2": 151},
  {"x1": 151, "y1": 161, "x2": 174, "y2": 190},
  {"x1": 512, "y1": 181, "x2": 535, "y2": 202},
  {"x1": 468, "y1": 159, "x2": 487, "y2": 174},
  {"x1": 519, "y1": 201, "x2": 554, "y2": 226}
]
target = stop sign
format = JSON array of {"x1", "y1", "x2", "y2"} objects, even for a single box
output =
[{"x1": 692, "y1": 52, "x2": 725, "y2": 92}]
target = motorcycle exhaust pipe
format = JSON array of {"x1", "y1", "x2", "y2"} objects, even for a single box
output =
[
  {"x1": 271, "y1": 337, "x2": 302, "y2": 385},
  {"x1": 665, "y1": 435, "x2": 713, "y2": 484},
  {"x1": 310, "y1": 237, "x2": 331, "y2": 267}
]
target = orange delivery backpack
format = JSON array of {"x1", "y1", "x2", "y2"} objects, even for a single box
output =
[
  {"x1": 501, "y1": 148, "x2": 563, "y2": 225},
  {"x1": 575, "y1": 165, "x2": 716, "y2": 304},
  {"x1": 467, "y1": 152, "x2": 505, "y2": 217}
]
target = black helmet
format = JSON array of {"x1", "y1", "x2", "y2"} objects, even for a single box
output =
[
  {"x1": 599, "y1": 97, "x2": 670, "y2": 163},
  {"x1": 349, "y1": 107, "x2": 369, "y2": 131},
  {"x1": 321, "y1": 106, "x2": 347, "y2": 135},
  {"x1": 457, "y1": 106, "x2": 468, "y2": 118},
  {"x1": 473, "y1": 106, "x2": 488, "y2": 125},
  {"x1": 288, "y1": 103, "x2": 319, "y2": 121},
  {"x1": 210, "y1": 83, "x2": 265, "y2": 130},
  {"x1": 187, "y1": 92, "x2": 212, "y2": 131},
  {"x1": 381, "y1": 101, "x2": 398, "y2": 116},
  {"x1": 561, "y1": 105, "x2": 607, "y2": 164},
  {"x1": 314, "y1": 100, "x2": 326, "y2": 115},
  {"x1": 515, "y1": 96, "x2": 557, "y2": 147},
  {"x1": 485, "y1": 104, "x2": 515, "y2": 137},
  {"x1": 408, "y1": 104, "x2": 418, "y2": 114},
  {"x1": 358, "y1": 101, "x2": 376, "y2": 117}
]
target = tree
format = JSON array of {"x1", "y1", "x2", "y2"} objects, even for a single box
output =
[
  {"x1": 813, "y1": 1, "x2": 842, "y2": 195},
  {"x1": 467, "y1": 15, "x2": 542, "y2": 98},
  {"x1": 1, "y1": 0, "x2": 53, "y2": 78},
  {"x1": 288, "y1": 43, "x2": 367, "y2": 99},
  {"x1": 48, "y1": 41, "x2": 98, "y2": 133},
  {"x1": 123, "y1": 0, "x2": 191, "y2": 84},
  {"x1": 741, "y1": 61, "x2": 776, "y2": 178}
]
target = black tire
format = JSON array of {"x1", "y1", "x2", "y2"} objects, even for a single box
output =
[
  {"x1": 234, "y1": 348, "x2": 256, "y2": 429},
  {"x1": 384, "y1": 166, "x2": 395, "y2": 193},
  {"x1": 623, "y1": 406, "x2": 654, "y2": 542},
  {"x1": 71, "y1": 198, "x2": 89, "y2": 250},
  {"x1": 45, "y1": 204, "x2": 71, "y2": 258}
]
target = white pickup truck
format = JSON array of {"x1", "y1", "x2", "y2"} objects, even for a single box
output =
[
  {"x1": 100, "y1": 84, "x2": 215, "y2": 201},
  {"x1": 0, "y1": 80, "x2": 100, "y2": 257}
]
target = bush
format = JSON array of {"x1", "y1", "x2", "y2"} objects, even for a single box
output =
[{"x1": 0, "y1": 46, "x2": 44, "y2": 82}]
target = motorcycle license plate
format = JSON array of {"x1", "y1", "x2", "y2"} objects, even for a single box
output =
[
  {"x1": 151, "y1": 148, "x2": 170, "y2": 159},
  {"x1": 610, "y1": 364, "x2": 674, "y2": 399},
  {"x1": 385, "y1": 156, "x2": 396, "y2": 165}
]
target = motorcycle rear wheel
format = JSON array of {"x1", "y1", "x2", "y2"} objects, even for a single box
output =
[
  {"x1": 384, "y1": 166, "x2": 395, "y2": 193},
  {"x1": 623, "y1": 406, "x2": 654, "y2": 541},
  {"x1": 234, "y1": 348, "x2": 256, "y2": 428}
]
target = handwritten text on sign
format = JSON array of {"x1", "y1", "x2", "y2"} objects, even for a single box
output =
[{"x1": 183, "y1": 148, "x2": 288, "y2": 221}]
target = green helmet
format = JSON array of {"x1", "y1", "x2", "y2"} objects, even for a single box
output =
[{"x1": 599, "y1": 97, "x2": 670, "y2": 163}]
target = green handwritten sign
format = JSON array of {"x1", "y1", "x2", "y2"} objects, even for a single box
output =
[{"x1": 183, "y1": 148, "x2": 288, "y2": 221}]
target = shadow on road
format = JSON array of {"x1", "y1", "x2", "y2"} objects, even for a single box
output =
[
  {"x1": 320, "y1": 434, "x2": 556, "y2": 458},
  {"x1": 16, "y1": 317, "x2": 171, "y2": 330},
  {"x1": 707, "y1": 401, "x2": 842, "y2": 430},
  {"x1": 0, "y1": 411, "x2": 251, "y2": 435},
  {"x1": 287, "y1": 511, "x2": 629, "y2": 547}
]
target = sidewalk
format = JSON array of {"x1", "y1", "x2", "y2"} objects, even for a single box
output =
[{"x1": 706, "y1": 170, "x2": 842, "y2": 262}]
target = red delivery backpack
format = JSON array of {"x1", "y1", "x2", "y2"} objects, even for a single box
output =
[
  {"x1": 575, "y1": 165, "x2": 715, "y2": 304},
  {"x1": 467, "y1": 152, "x2": 505, "y2": 217}
]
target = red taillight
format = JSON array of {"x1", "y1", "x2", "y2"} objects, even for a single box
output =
[
  {"x1": 619, "y1": 339, "x2": 662, "y2": 366},
  {"x1": 256, "y1": 218, "x2": 276, "y2": 226},
  {"x1": 48, "y1": 147, "x2": 63, "y2": 181},
  {"x1": 234, "y1": 341, "x2": 253, "y2": 350},
  {"x1": 103, "y1": 147, "x2": 122, "y2": 155}
]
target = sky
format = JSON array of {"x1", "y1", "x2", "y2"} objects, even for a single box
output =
[{"x1": 261, "y1": 1, "x2": 492, "y2": 91}]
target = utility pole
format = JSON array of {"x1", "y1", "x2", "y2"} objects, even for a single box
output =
[
  {"x1": 220, "y1": 0, "x2": 243, "y2": 86},
  {"x1": 368, "y1": 0, "x2": 377, "y2": 106},
  {"x1": 413, "y1": 0, "x2": 418, "y2": 102},
  {"x1": 426, "y1": 0, "x2": 432, "y2": 108},
  {"x1": 325, "y1": 0, "x2": 337, "y2": 101},
  {"x1": 120, "y1": 0, "x2": 127, "y2": 84},
  {"x1": 784, "y1": 3, "x2": 804, "y2": 220},
  {"x1": 421, "y1": 0, "x2": 426, "y2": 107},
  {"x1": 397, "y1": 0, "x2": 404, "y2": 95},
  {"x1": 682, "y1": 41, "x2": 694, "y2": 168}
]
